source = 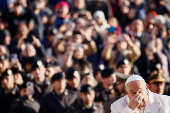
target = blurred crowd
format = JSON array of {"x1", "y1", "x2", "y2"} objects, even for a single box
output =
[{"x1": 0, "y1": 0, "x2": 170, "y2": 113}]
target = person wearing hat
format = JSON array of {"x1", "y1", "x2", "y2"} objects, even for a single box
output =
[
  {"x1": 39, "y1": 72, "x2": 77, "y2": 113},
  {"x1": 103, "y1": 68, "x2": 131, "y2": 113},
  {"x1": 66, "y1": 67, "x2": 81, "y2": 95},
  {"x1": 150, "y1": 63, "x2": 163, "y2": 76},
  {"x1": 116, "y1": 59, "x2": 132, "y2": 76},
  {"x1": 10, "y1": 81, "x2": 40, "y2": 113},
  {"x1": 67, "y1": 84, "x2": 104, "y2": 113},
  {"x1": 11, "y1": 66, "x2": 29, "y2": 86},
  {"x1": 95, "y1": 68, "x2": 117, "y2": 102},
  {"x1": 115, "y1": 72, "x2": 131, "y2": 97},
  {"x1": 147, "y1": 73, "x2": 166, "y2": 95},
  {"x1": 0, "y1": 69, "x2": 18, "y2": 113},
  {"x1": 31, "y1": 59, "x2": 51, "y2": 102},
  {"x1": 94, "y1": 64, "x2": 105, "y2": 92},
  {"x1": 45, "y1": 60, "x2": 61, "y2": 80},
  {"x1": 81, "y1": 72, "x2": 96, "y2": 87},
  {"x1": 11, "y1": 66, "x2": 24, "y2": 86},
  {"x1": 54, "y1": 1, "x2": 71, "y2": 29},
  {"x1": 111, "y1": 75, "x2": 170, "y2": 113},
  {"x1": 0, "y1": 54, "x2": 9, "y2": 75}
]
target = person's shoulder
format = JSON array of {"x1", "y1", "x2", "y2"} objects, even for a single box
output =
[
  {"x1": 152, "y1": 92, "x2": 170, "y2": 106},
  {"x1": 153, "y1": 93, "x2": 170, "y2": 99},
  {"x1": 94, "y1": 102, "x2": 103, "y2": 108},
  {"x1": 111, "y1": 95, "x2": 128, "y2": 107},
  {"x1": 93, "y1": 102, "x2": 104, "y2": 113},
  {"x1": 67, "y1": 89, "x2": 77, "y2": 95},
  {"x1": 43, "y1": 91, "x2": 53, "y2": 99}
]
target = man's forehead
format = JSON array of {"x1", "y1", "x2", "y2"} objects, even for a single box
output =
[
  {"x1": 2, "y1": 75, "x2": 13, "y2": 79},
  {"x1": 127, "y1": 81, "x2": 146, "y2": 89}
]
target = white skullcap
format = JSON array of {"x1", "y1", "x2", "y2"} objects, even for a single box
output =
[
  {"x1": 125, "y1": 75, "x2": 145, "y2": 86},
  {"x1": 93, "y1": 10, "x2": 105, "y2": 21}
]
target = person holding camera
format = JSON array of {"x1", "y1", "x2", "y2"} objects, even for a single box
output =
[{"x1": 102, "y1": 33, "x2": 141, "y2": 69}]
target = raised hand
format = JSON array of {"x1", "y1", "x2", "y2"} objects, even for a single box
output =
[
  {"x1": 128, "y1": 93, "x2": 144, "y2": 110},
  {"x1": 32, "y1": 35, "x2": 41, "y2": 47}
]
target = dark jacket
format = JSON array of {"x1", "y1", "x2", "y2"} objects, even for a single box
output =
[
  {"x1": 135, "y1": 52, "x2": 162, "y2": 80},
  {"x1": 39, "y1": 89, "x2": 77, "y2": 113},
  {"x1": 67, "y1": 99, "x2": 104, "y2": 113},
  {"x1": 0, "y1": 85, "x2": 18, "y2": 113},
  {"x1": 66, "y1": 85, "x2": 80, "y2": 99},
  {"x1": 10, "y1": 96, "x2": 40, "y2": 113},
  {"x1": 54, "y1": 16, "x2": 72, "y2": 29},
  {"x1": 95, "y1": 88, "x2": 115, "y2": 102},
  {"x1": 33, "y1": 80, "x2": 51, "y2": 102}
]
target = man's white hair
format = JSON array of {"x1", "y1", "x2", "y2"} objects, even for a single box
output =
[{"x1": 125, "y1": 75, "x2": 146, "y2": 91}]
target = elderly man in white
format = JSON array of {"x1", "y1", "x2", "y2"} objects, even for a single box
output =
[{"x1": 110, "y1": 75, "x2": 170, "y2": 113}]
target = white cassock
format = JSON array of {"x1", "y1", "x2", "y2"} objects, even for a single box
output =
[{"x1": 110, "y1": 90, "x2": 170, "y2": 113}]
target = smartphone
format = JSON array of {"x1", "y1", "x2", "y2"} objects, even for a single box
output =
[
  {"x1": 46, "y1": 48, "x2": 52, "y2": 58},
  {"x1": 11, "y1": 53, "x2": 18, "y2": 63},
  {"x1": 26, "y1": 82, "x2": 34, "y2": 95}
]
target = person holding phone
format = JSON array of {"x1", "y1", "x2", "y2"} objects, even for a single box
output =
[{"x1": 10, "y1": 81, "x2": 40, "y2": 113}]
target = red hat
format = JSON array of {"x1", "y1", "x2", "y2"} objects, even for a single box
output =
[{"x1": 54, "y1": 1, "x2": 69, "y2": 12}]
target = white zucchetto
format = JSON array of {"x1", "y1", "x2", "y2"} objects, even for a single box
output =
[{"x1": 125, "y1": 75, "x2": 145, "y2": 86}]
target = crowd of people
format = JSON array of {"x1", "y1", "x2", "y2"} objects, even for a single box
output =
[{"x1": 0, "y1": 0, "x2": 170, "y2": 112}]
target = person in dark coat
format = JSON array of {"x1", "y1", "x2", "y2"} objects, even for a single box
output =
[
  {"x1": 39, "y1": 72, "x2": 77, "y2": 113},
  {"x1": 10, "y1": 81, "x2": 40, "y2": 113},
  {"x1": 94, "y1": 64, "x2": 105, "y2": 92},
  {"x1": 95, "y1": 68, "x2": 117, "y2": 102},
  {"x1": 67, "y1": 84, "x2": 104, "y2": 113},
  {"x1": 0, "y1": 69, "x2": 19, "y2": 113},
  {"x1": 135, "y1": 45, "x2": 162, "y2": 80},
  {"x1": 31, "y1": 59, "x2": 51, "y2": 102},
  {"x1": 66, "y1": 67, "x2": 81, "y2": 98},
  {"x1": 45, "y1": 60, "x2": 61, "y2": 80}
]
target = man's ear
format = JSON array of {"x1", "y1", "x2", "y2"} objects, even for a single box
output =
[
  {"x1": 125, "y1": 88, "x2": 128, "y2": 93},
  {"x1": 146, "y1": 84, "x2": 149, "y2": 89}
]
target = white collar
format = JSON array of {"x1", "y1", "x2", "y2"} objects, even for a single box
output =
[{"x1": 145, "y1": 90, "x2": 155, "y2": 112}]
